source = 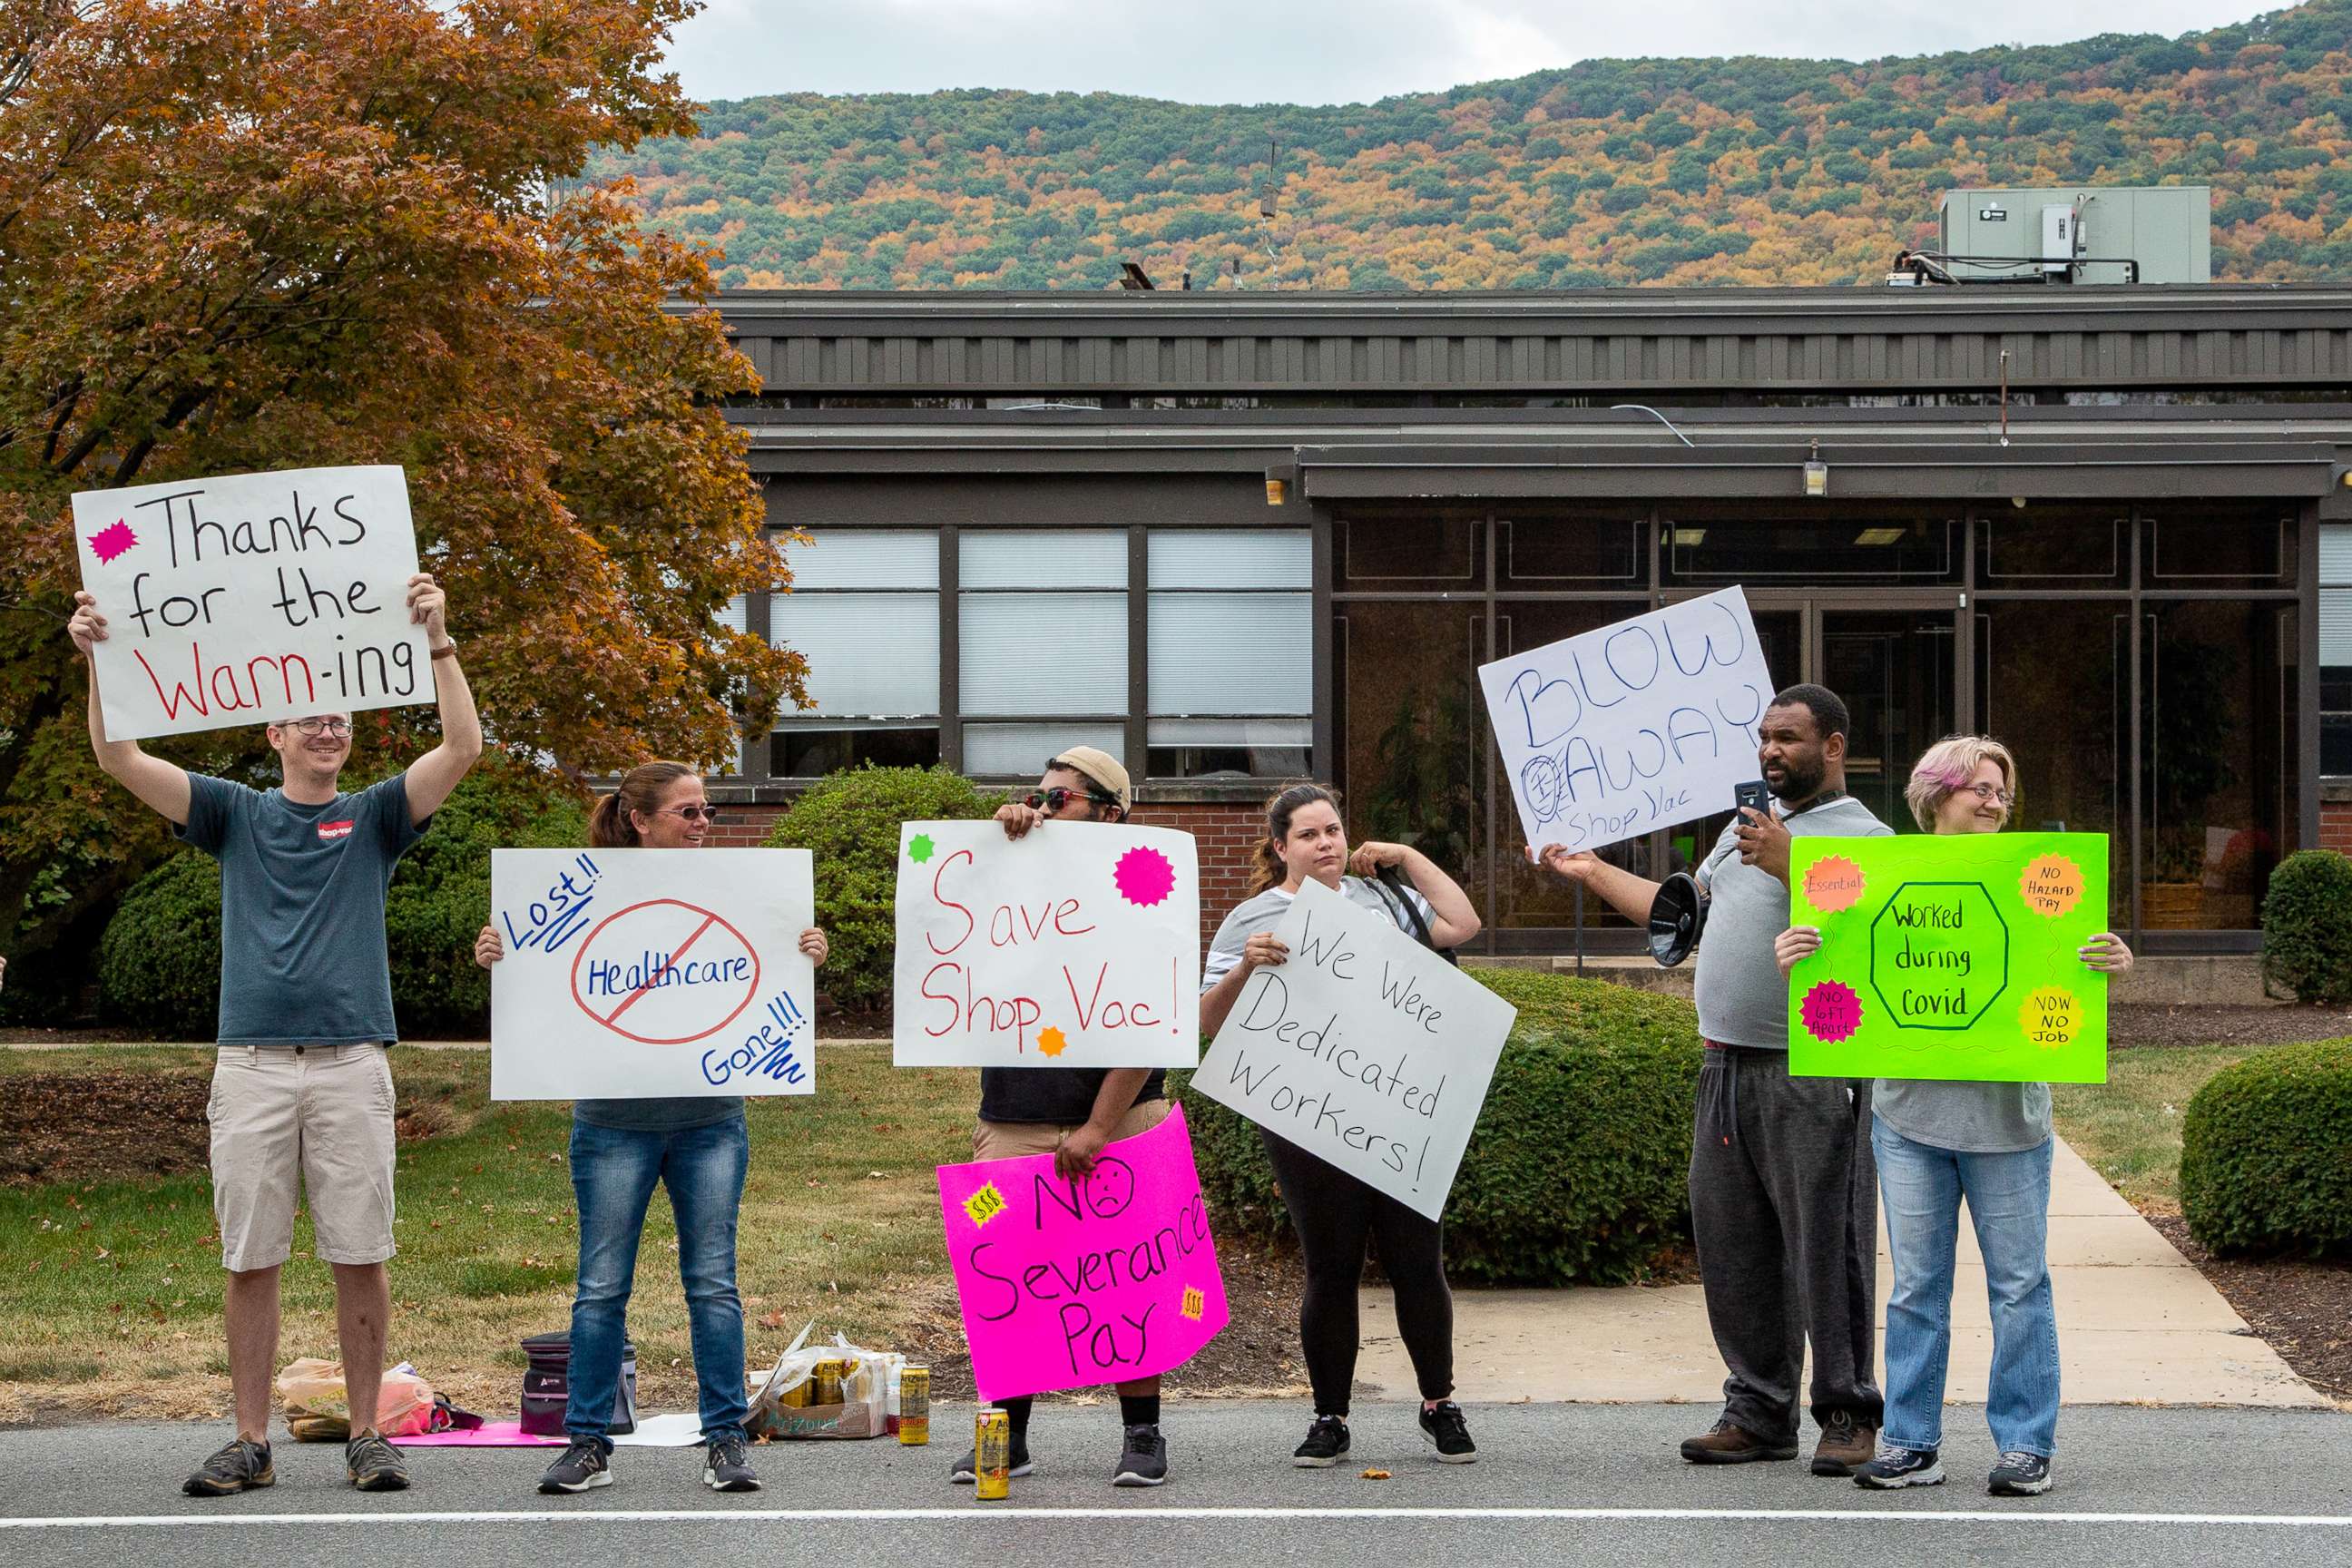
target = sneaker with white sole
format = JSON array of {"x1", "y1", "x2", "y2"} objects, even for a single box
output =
[
  {"x1": 537, "y1": 1439, "x2": 612, "y2": 1494},
  {"x1": 1112, "y1": 1424, "x2": 1167, "y2": 1487},
  {"x1": 702, "y1": 1435, "x2": 760, "y2": 1493},
  {"x1": 1292, "y1": 1415, "x2": 1350, "y2": 1468},
  {"x1": 1418, "y1": 1401, "x2": 1477, "y2": 1464},
  {"x1": 1988, "y1": 1451, "x2": 2053, "y2": 1496},
  {"x1": 949, "y1": 1440, "x2": 1034, "y2": 1483},
  {"x1": 1854, "y1": 1444, "x2": 1944, "y2": 1489}
]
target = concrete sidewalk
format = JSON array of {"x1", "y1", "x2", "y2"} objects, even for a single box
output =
[{"x1": 1354, "y1": 1137, "x2": 2330, "y2": 1409}]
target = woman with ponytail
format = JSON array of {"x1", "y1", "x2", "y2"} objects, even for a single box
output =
[
  {"x1": 1199, "y1": 783, "x2": 1483, "y2": 1469},
  {"x1": 475, "y1": 762, "x2": 828, "y2": 1499}
]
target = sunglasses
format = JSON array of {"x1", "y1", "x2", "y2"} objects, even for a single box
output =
[
  {"x1": 658, "y1": 805, "x2": 721, "y2": 823},
  {"x1": 1026, "y1": 786, "x2": 1119, "y2": 814}
]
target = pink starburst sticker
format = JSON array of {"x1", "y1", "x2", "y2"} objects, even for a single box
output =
[
  {"x1": 1799, "y1": 980, "x2": 1863, "y2": 1044},
  {"x1": 1112, "y1": 845, "x2": 1176, "y2": 907},
  {"x1": 87, "y1": 519, "x2": 138, "y2": 564}
]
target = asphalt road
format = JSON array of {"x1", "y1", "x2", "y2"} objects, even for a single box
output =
[{"x1": 5, "y1": 1403, "x2": 2348, "y2": 1568}]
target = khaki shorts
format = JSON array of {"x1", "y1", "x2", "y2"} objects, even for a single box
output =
[
  {"x1": 208, "y1": 1044, "x2": 398, "y2": 1273},
  {"x1": 972, "y1": 1095, "x2": 1170, "y2": 1161}
]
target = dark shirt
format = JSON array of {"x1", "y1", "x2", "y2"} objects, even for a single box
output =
[
  {"x1": 574, "y1": 1096, "x2": 746, "y2": 1132},
  {"x1": 175, "y1": 772, "x2": 426, "y2": 1044},
  {"x1": 978, "y1": 1065, "x2": 1165, "y2": 1127}
]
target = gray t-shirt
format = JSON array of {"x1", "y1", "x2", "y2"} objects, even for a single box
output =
[
  {"x1": 1202, "y1": 877, "x2": 1435, "y2": 992},
  {"x1": 574, "y1": 1095, "x2": 745, "y2": 1133},
  {"x1": 1691, "y1": 795, "x2": 1892, "y2": 1051},
  {"x1": 1871, "y1": 1078, "x2": 2051, "y2": 1154},
  {"x1": 177, "y1": 772, "x2": 426, "y2": 1045}
]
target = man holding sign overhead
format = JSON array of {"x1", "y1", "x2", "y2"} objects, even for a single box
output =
[
  {"x1": 1536, "y1": 684, "x2": 1889, "y2": 1478},
  {"x1": 67, "y1": 466, "x2": 480, "y2": 1501}
]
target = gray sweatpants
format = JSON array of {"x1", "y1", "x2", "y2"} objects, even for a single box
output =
[{"x1": 1690, "y1": 1044, "x2": 1883, "y2": 1444}]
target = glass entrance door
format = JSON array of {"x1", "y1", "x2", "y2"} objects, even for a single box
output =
[{"x1": 1819, "y1": 608, "x2": 1958, "y2": 830}]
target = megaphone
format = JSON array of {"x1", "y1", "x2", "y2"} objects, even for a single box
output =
[{"x1": 1648, "y1": 871, "x2": 1706, "y2": 967}]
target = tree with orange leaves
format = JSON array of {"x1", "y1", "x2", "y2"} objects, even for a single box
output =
[{"x1": 0, "y1": 0, "x2": 804, "y2": 1000}]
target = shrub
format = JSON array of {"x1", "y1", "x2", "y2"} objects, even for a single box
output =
[
  {"x1": 2180, "y1": 1039, "x2": 2352, "y2": 1257},
  {"x1": 2259, "y1": 850, "x2": 2352, "y2": 1004},
  {"x1": 97, "y1": 766, "x2": 587, "y2": 1039},
  {"x1": 764, "y1": 765, "x2": 1004, "y2": 1014},
  {"x1": 96, "y1": 850, "x2": 224, "y2": 1039},
  {"x1": 1177, "y1": 968, "x2": 1702, "y2": 1285}
]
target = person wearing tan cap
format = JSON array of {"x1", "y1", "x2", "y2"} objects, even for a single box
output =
[{"x1": 946, "y1": 747, "x2": 1173, "y2": 1491}]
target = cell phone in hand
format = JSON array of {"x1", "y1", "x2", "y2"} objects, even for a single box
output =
[{"x1": 1733, "y1": 779, "x2": 1771, "y2": 819}]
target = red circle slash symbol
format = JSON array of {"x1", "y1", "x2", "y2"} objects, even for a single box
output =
[{"x1": 568, "y1": 898, "x2": 762, "y2": 1046}]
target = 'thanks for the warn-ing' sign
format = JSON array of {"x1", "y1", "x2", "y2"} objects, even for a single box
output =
[{"x1": 71, "y1": 466, "x2": 436, "y2": 741}]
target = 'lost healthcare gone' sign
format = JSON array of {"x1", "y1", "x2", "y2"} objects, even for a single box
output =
[
  {"x1": 72, "y1": 466, "x2": 436, "y2": 741},
  {"x1": 489, "y1": 848, "x2": 818, "y2": 1101},
  {"x1": 1191, "y1": 878, "x2": 1516, "y2": 1222},
  {"x1": 893, "y1": 820, "x2": 1200, "y2": 1068},
  {"x1": 1786, "y1": 832, "x2": 2112, "y2": 1084},
  {"x1": 1476, "y1": 586, "x2": 1775, "y2": 856},
  {"x1": 937, "y1": 1105, "x2": 1230, "y2": 1403}
]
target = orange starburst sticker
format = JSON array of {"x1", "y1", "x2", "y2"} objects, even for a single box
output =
[{"x1": 1036, "y1": 1025, "x2": 1068, "y2": 1058}]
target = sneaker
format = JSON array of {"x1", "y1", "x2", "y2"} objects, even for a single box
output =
[
  {"x1": 1810, "y1": 1410, "x2": 1877, "y2": 1476},
  {"x1": 183, "y1": 1436, "x2": 275, "y2": 1497},
  {"x1": 949, "y1": 1439, "x2": 1034, "y2": 1483},
  {"x1": 1418, "y1": 1401, "x2": 1477, "y2": 1464},
  {"x1": 1292, "y1": 1414, "x2": 1351, "y2": 1468},
  {"x1": 1988, "y1": 1451, "x2": 2054, "y2": 1496},
  {"x1": 537, "y1": 1439, "x2": 612, "y2": 1494},
  {"x1": 1854, "y1": 1444, "x2": 1945, "y2": 1489},
  {"x1": 702, "y1": 1435, "x2": 761, "y2": 1493},
  {"x1": 1112, "y1": 1423, "x2": 1168, "y2": 1487},
  {"x1": 346, "y1": 1432, "x2": 411, "y2": 1493},
  {"x1": 1679, "y1": 1419, "x2": 1798, "y2": 1465}
]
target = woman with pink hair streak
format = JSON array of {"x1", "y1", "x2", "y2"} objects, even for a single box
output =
[{"x1": 1775, "y1": 736, "x2": 2132, "y2": 1500}]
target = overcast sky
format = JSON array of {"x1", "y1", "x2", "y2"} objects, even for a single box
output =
[{"x1": 667, "y1": 1, "x2": 2264, "y2": 107}]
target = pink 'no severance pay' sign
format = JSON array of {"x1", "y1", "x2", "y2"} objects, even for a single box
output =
[{"x1": 936, "y1": 1104, "x2": 1229, "y2": 1403}]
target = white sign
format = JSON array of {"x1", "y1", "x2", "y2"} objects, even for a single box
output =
[
  {"x1": 893, "y1": 820, "x2": 1199, "y2": 1068},
  {"x1": 1477, "y1": 586, "x2": 1774, "y2": 856},
  {"x1": 489, "y1": 848, "x2": 818, "y2": 1101},
  {"x1": 70, "y1": 466, "x2": 436, "y2": 741},
  {"x1": 1191, "y1": 879, "x2": 1515, "y2": 1221}
]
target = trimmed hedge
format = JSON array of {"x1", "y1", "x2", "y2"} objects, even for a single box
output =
[
  {"x1": 2180, "y1": 1038, "x2": 2352, "y2": 1257},
  {"x1": 1177, "y1": 967, "x2": 1702, "y2": 1286},
  {"x1": 2260, "y1": 850, "x2": 2352, "y2": 1004},
  {"x1": 96, "y1": 767, "x2": 586, "y2": 1039},
  {"x1": 764, "y1": 765, "x2": 1004, "y2": 1014}
]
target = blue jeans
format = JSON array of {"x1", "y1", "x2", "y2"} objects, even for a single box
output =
[
  {"x1": 567, "y1": 1114, "x2": 750, "y2": 1448},
  {"x1": 1874, "y1": 1121, "x2": 2061, "y2": 1458}
]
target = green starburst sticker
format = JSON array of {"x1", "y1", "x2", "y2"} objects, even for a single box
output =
[{"x1": 907, "y1": 832, "x2": 936, "y2": 863}]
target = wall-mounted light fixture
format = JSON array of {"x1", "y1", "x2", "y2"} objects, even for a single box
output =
[
  {"x1": 1804, "y1": 441, "x2": 1828, "y2": 499},
  {"x1": 1265, "y1": 460, "x2": 1298, "y2": 506}
]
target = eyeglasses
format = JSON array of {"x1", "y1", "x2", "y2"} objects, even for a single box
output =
[
  {"x1": 660, "y1": 805, "x2": 720, "y2": 823},
  {"x1": 1963, "y1": 782, "x2": 2015, "y2": 807},
  {"x1": 280, "y1": 718, "x2": 352, "y2": 738},
  {"x1": 1026, "y1": 786, "x2": 1119, "y2": 814}
]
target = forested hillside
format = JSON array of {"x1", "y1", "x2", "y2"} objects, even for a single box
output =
[{"x1": 589, "y1": 3, "x2": 2352, "y2": 289}]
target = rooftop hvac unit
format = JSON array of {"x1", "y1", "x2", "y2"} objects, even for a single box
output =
[{"x1": 1887, "y1": 186, "x2": 2210, "y2": 287}]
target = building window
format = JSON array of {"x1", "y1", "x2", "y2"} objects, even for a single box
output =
[
  {"x1": 1660, "y1": 509, "x2": 1961, "y2": 583},
  {"x1": 2324, "y1": 524, "x2": 2352, "y2": 777},
  {"x1": 1147, "y1": 531, "x2": 1312, "y2": 779},
  {"x1": 767, "y1": 529, "x2": 942, "y2": 777},
  {"x1": 958, "y1": 530, "x2": 1127, "y2": 778}
]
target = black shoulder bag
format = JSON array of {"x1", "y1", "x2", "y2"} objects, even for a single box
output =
[{"x1": 1373, "y1": 863, "x2": 1459, "y2": 966}]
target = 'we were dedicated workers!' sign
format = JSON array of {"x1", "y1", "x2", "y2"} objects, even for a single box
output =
[
  {"x1": 71, "y1": 466, "x2": 436, "y2": 741},
  {"x1": 1191, "y1": 879, "x2": 1516, "y2": 1221}
]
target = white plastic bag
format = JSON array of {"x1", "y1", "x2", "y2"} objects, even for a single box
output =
[
  {"x1": 746, "y1": 1323, "x2": 903, "y2": 1440},
  {"x1": 275, "y1": 1357, "x2": 436, "y2": 1440}
]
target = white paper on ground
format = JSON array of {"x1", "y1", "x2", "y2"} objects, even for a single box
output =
[{"x1": 608, "y1": 1412, "x2": 709, "y2": 1446}]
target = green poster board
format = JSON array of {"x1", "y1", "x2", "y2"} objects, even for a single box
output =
[{"x1": 1786, "y1": 832, "x2": 2110, "y2": 1084}]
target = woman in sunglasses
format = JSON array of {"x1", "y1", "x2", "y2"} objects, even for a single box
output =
[
  {"x1": 474, "y1": 761, "x2": 828, "y2": 1499},
  {"x1": 1775, "y1": 736, "x2": 2130, "y2": 1499}
]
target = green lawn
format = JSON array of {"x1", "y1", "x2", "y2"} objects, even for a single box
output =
[
  {"x1": 0, "y1": 1044, "x2": 979, "y2": 1421},
  {"x1": 2049, "y1": 1044, "x2": 2265, "y2": 1213}
]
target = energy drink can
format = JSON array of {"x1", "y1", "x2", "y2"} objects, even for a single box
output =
[
  {"x1": 898, "y1": 1366, "x2": 931, "y2": 1446},
  {"x1": 974, "y1": 1406, "x2": 1011, "y2": 1500},
  {"x1": 809, "y1": 1357, "x2": 846, "y2": 1407}
]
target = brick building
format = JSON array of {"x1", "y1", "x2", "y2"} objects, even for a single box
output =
[{"x1": 701, "y1": 285, "x2": 2352, "y2": 957}]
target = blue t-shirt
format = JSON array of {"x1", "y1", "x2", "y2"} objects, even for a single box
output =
[{"x1": 176, "y1": 772, "x2": 426, "y2": 1045}]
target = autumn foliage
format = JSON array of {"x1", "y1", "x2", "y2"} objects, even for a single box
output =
[
  {"x1": 0, "y1": 1, "x2": 803, "y2": 1001},
  {"x1": 592, "y1": 0, "x2": 2352, "y2": 289}
]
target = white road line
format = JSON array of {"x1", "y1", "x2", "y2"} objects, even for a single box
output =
[{"x1": 5, "y1": 1506, "x2": 2350, "y2": 1529}]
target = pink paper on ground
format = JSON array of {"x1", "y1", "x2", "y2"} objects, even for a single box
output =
[
  {"x1": 390, "y1": 1420, "x2": 564, "y2": 1447},
  {"x1": 936, "y1": 1103, "x2": 1229, "y2": 1403}
]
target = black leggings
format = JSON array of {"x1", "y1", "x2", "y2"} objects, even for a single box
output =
[{"x1": 1260, "y1": 1129, "x2": 1454, "y2": 1416}]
